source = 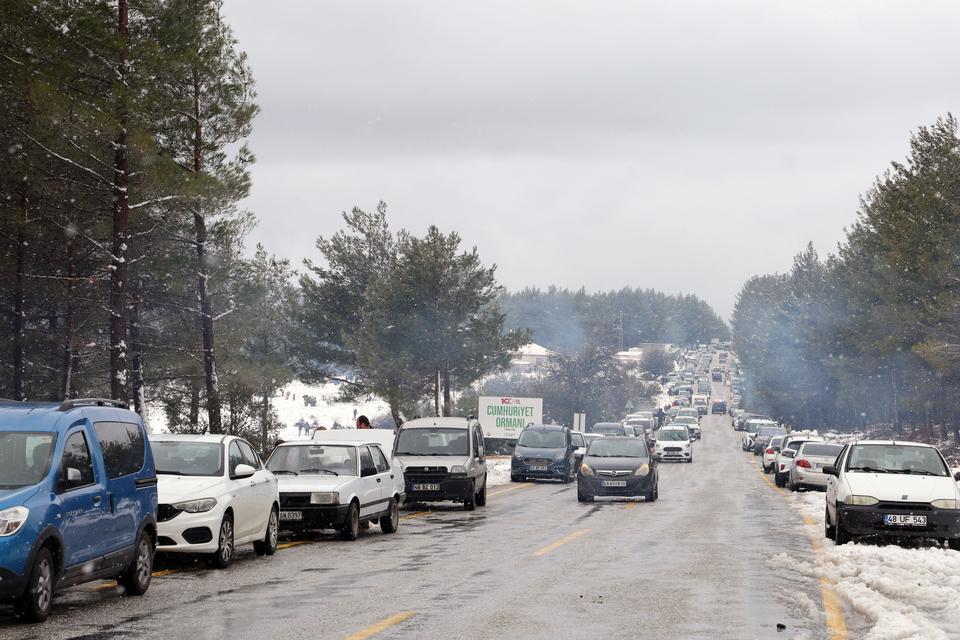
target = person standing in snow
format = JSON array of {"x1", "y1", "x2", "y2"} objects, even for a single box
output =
[{"x1": 356, "y1": 415, "x2": 372, "y2": 429}]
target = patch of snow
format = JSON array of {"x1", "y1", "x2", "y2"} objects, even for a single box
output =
[{"x1": 486, "y1": 457, "x2": 512, "y2": 486}]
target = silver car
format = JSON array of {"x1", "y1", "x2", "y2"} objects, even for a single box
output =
[{"x1": 788, "y1": 441, "x2": 844, "y2": 491}]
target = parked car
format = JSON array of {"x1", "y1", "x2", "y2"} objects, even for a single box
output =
[
  {"x1": 268, "y1": 439, "x2": 404, "y2": 539},
  {"x1": 676, "y1": 407, "x2": 700, "y2": 422},
  {"x1": 0, "y1": 398, "x2": 157, "y2": 622},
  {"x1": 394, "y1": 417, "x2": 487, "y2": 510},
  {"x1": 824, "y1": 440, "x2": 960, "y2": 547},
  {"x1": 761, "y1": 435, "x2": 787, "y2": 473},
  {"x1": 590, "y1": 422, "x2": 626, "y2": 436},
  {"x1": 774, "y1": 435, "x2": 824, "y2": 487},
  {"x1": 752, "y1": 425, "x2": 787, "y2": 456},
  {"x1": 151, "y1": 434, "x2": 279, "y2": 568},
  {"x1": 577, "y1": 437, "x2": 658, "y2": 502},
  {"x1": 672, "y1": 416, "x2": 701, "y2": 440},
  {"x1": 788, "y1": 442, "x2": 845, "y2": 491},
  {"x1": 711, "y1": 399, "x2": 727, "y2": 414},
  {"x1": 511, "y1": 424, "x2": 577, "y2": 483},
  {"x1": 653, "y1": 426, "x2": 693, "y2": 462}
]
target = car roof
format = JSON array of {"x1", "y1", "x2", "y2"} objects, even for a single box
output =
[
  {"x1": 289, "y1": 439, "x2": 382, "y2": 448},
  {"x1": 149, "y1": 433, "x2": 231, "y2": 444},
  {"x1": 401, "y1": 417, "x2": 473, "y2": 429},
  {"x1": 523, "y1": 424, "x2": 566, "y2": 431},
  {"x1": 593, "y1": 422, "x2": 622, "y2": 427},
  {"x1": 0, "y1": 400, "x2": 142, "y2": 432},
  {"x1": 852, "y1": 440, "x2": 937, "y2": 448}
]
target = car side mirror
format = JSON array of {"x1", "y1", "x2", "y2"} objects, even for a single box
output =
[
  {"x1": 822, "y1": 465, "x2": 838, "y2": 477},
  {"x1": 66, "y1": 467, "x2": 81, "y2": 482},
  {"x1": 58, "y1": 467, "x2": 83, "y2": 492},
  {"x1": 361, "y1": 466, "x2": 378, "y2": 477},
  {"x1": 233, "y1": 464, "x2": 256, "y2": 479},
  {"x1": 954, "y1": 471, "x2": 960, "y2": 482}
]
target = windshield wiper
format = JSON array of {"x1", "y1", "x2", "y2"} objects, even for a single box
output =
[
  {"x1": 886, "y1": 468, "x2": 940, "y2": 476},
  {"x1": 156, "y1": 470, "x2": 182, "y2": 475},
  {"x1": 849, "y1": 466, "x2": 889, "y2": 473},
  {"x1": 300, "y1": 468, "x2": 339, "y2": 476},
  {"x1": 271, "y1": 469, "x2": 298, "y2": 476}
]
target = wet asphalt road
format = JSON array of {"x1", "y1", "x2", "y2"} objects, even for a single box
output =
[{"x1": 0, "y1": 387, "x2": 848, "y2": 640}]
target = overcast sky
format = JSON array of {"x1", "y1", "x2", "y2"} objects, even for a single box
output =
[{"x1": 223, "y1": 0, "x2": 960, "y2": 320}]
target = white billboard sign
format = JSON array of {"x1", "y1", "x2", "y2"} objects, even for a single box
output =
[{"x1": 478, "y1": 396, "x2": 543, "y2": 439}]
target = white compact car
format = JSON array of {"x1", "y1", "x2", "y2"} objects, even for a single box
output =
[
  {"x1": 761, "y1": 435, "x2": 787, "y2": 473},
  {"x1": 824, "y1": 440, "x2": 960, "y2": 547},
  {"x1": 151, "y1": 434, "x2": 280, "y2": 568},
  {"x1": 774, "y1": 435, "x2": 824, "y2": 487},
  {"x1": 653, "y1": 426, "x2": 693, "y2": 462},
  {"x1": 267, "y1": 439, "x2": 405, "y2": 540},
  {"x1": 788, "y1": 441, "x2": 844, "y2": 491}
]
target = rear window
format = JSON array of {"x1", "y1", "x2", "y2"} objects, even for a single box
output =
[
  {"x1": 94, "y1": 422, "x2": 146, "y2": 479},
  {"x1": 800, "y1": 443, "x2": 843, "y2": 457}
]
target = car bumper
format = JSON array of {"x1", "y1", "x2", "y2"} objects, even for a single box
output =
[
  {"x1": 512, "y1": 460, "x2": 569, "y2": 479},
  {"x1": 792, "y1": 472, "x2": 829, "y2": 488},
  {"x1": 156, "y1": 507, "x2": 225, "y2": 554},
  {"x1": 278, "y1": 504, "x2": 352, "y2": 530},
  {"x1": 0, "y1": 567, "x2": 28, "y2": 600},
  {"x1": 655, "y1": 449, "x2": 691, "y2": 461},
  {"x1": 838, "y1": 503, "x2": 960, "y2": 538},
  {"x1": 404, "y1": 476, "x2": 474, "y2": 503},
  {"x1": 578, "y1": 474, "x2": 653, "y2": 497}
]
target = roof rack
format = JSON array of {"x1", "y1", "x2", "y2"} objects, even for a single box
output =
[{"x1": 59, "y1": 398, "x2": 129, "y2": 411}]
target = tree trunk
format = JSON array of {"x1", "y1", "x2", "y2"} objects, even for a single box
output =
[
  {"x1": 188, "y1": 376, "x2": 200, "y2": 432},
  {"x1": 60, "y1": 233, "x2": 76, "y2": 400},
  {"x1": 128, "y1": 281, "x2": 146, "y2": 425},
  {"x1": 109, "y1": 0, "x2": 131, "y2": 402},
  {"x1": 389, "y1": 396, "x2": 403, "y2": 430},
  {"x1": 442, "y1": 367, "x2": 452, "y2": 417},
  {"x1": 434, "y1": 366, "x2": 441, "y2": 417},
  {"x1": 12, "y1": 178, "x2": 27, "y2": 401},
  {"x1": 261, "y1": 386, "x2": 271, "y2": 452},
  {"x1": 890, "y1": 364, "x2": 901, "y2": 434}
]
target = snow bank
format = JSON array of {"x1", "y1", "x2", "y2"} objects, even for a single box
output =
[{"x1": 486, "y1": 457, "x2": 512, "y2": 486}]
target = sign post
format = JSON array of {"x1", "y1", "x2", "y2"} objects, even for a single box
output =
[{"x1": 478, "y1": 396, "x2": 543, "y2": 439}]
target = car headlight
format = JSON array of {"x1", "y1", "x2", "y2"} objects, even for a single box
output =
[
  {"x1": 634, "y1": 464, "x2": 650, "y2": 477},
  {"x1": 310, "y1": 492, "x2": 339, "y2": 505},
  {"x1": 450, "y1": 465, "x2": 467, "y2": 475},
  {"x1": 846, "y1": 495, "x2": 879, "y2": 506},
  {"x1": 171, "y1": 498, "x2": 217, "y2": 513},
  {"x1": 0, "y1": 506, "x2": 29, "y2": 536},
  {"x1": 580, "y1": 463, "x2": 594, "y2": 476},
  {"x1": 931, "y1": 499, "x2": 958, "y2": 509}
]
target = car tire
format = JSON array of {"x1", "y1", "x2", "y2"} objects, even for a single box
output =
[
  {"x1": 463, "y1": 481, "x2": 477, "y2": 511},
  {"x1": 824, "y1": 505, "x2": 836, "y2": 540},
  {"x1": 254, "y1": 507, "x2": 279, "y2": 556},
  {"x1": 645, "y1": 482, "x2": 658, "y2": 502},
  {"x1": 475, "y1": 478, "x2": 487, "y2": 507},
  {"x1": 577, "y1": 487, "x2": 594, "y2": 503},
  {"x1": 118, "y1": 530, "x2": 153, "y2": 596},
  {"x1": 208, "y1": 514, "x2": 235, "y2": 569},
  {"x1": 16, "y1": 547, "x2": 54, "y2": 623},
  {"x1": 510, "y1": 474, "x2": 521, "y2": 483},
  {"x1": 379, "y1": 498, "x2": 400, "y2": 534},
  {"x1": 834, "y1": 509, "x2": 851, "y2": 545},
  {"x1": 340, "y1": 501, "x2": 360, "y2": 541}
]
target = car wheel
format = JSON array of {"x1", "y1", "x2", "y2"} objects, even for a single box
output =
[
  {"x1": 118, "y1": 530, "x2": 153, "y2": 595},
  {"x1": 207, "y1": 514, "x2": 235, "y2": 569},
  {"x1": 16, "y1": 547, "x2": 54, "y2": 623},
  {"x1": 645, "y1": 482, "x2": 657, "y2": 502},
  {"x1": 475, "y1": 478, "x2": 487, "y2": 507},
  {"x1": 824, "y1": 505, "x2": 836, "y2": 540},
  {"x1": 254, "y1": 507, "x2": 279, "y2": 556},
  {"x1": 340, "y1": 501, "x2": 360, "y2": 541},
  {"x1": 577, "y1": 486, "x2": 594, "y2": 503},
  {"x1": 834, "y1": 509, "x2": 851, "y2": 545},
  {"x1": 463, "y1": 481, "x2": 477, "y2": 511},
  {"x1": 380, "y1": 498, "x2": 400, "y2": 534},
  {"x1": 510, "y1": 474, "x2": 521, "y2": 483}
]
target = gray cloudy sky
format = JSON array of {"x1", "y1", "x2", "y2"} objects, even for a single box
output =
[{"x1": 223, "y1": 0, "x2": 960, "y2": 320}]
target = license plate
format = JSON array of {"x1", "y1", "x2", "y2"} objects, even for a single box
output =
[
  {"x1": 413, "y1": 483, "x2": 440, "y2": 491},
  {"x1": 884, "y1": 514, "x2": 927, "y2": 526},
  {"x1": 602, "y1": 480, "x2": 627, "y2": 487},
  {"x1": 815, "y1": 463, "x2": 823, "y2": 470},
  {"x1": 280, "y1": 510, "x2": 302, "y2": 521},
  {"x1": 530, "y1": 466, "x2": 548, "y2": 471}
]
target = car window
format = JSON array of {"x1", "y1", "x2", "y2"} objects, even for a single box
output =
[
  {"x1": 60, "y1": 430, "x2": 96, "y2": 490},
  {"x1": 237, "y1": 440, "x2": 262, "y2": 469},
  {"x1": 228, "y1": 441, "x2": 244, "y2": 477},
  {"x1": 0, "y1": 432, "x2": 56, "y2": 489},
  {"x1": 359, "y1": 446, "x2": 376, "y2": 473},
  {"x1": 571, "y1": 432, "x2": 584, "y2": 447},
  {"x1": 93, "y1": 422, "x2": 146, "y2": 479},
  {"x1": 370, "y1": 445, "x2": 390, "y2": 473},
  {"x1": 396, "y1": 428, "x2": 469, "y2": 456},
  {"x1": 475, "y1": 428, "x2": 485, "y2": 457}
]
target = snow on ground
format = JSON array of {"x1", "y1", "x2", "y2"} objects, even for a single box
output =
[
  {"x1": 774, "y1": 491, "x2": 960, "y2": 640},
  {"x1": 271, "y1": 380, "x2": 390, "y2": 442},
  {"x1": 486, "y1": 457, "x2": 512, "y2": 487}
]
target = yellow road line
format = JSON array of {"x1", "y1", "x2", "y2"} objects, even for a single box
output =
[
  {"x1": 488, "y1": 483, "x2": 534, "y2": 498},
  {"x1": 622, "y1": 501, "x2": 640, "y2": 510},
  {"x1": 277, "y1": 540, "x2": 312, "y2": 550},
  {"x1": 532, "y1": 528, "x2": 590, "y2": 557},
  {"x1": 400, "y1": 510, "x2": 431, "y2": 521},
  {"x1": 91, "y1": 568, "x2": 178, "y2": 591},
  {"x1": 344, "y1": 611, "x2": 416, "y2": 640},
  {"x1": 151, "y1": 568, "x2": 178, "y2": 577}
]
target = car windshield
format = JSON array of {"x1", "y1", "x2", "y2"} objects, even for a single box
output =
[
  {"x1": 152, "y1": 441, "x2": 223, "y2": 476},
  {"x1": 267, "y1": 445, "x2": 358, "y2": 476},
  {"x1": 758, "y1": 427, "x2": 785, "y2": 437},
  {"x1": 658, "y1": 429, "x2": 688, "y2": 441},
  {"x1": 587, "y1": 438, "x2": 648, "y2": 458},
  {"x1": 395, "y1": 428, "x2": 469, "y2": 456},
  {"x1": 846, "y1": 444, "x2": 949, "y2": 476},
  {"x1": 517, "y1": 429, "x2": 566, "y2": 449},
  {"x1": 800, "y1": 443, "x2": 843, "y2": 458},
  {"x1": 674, "y1": 417, "x2": 697, "y2": 424},
  {"x1": 0, "y1": 432, "x2": 56, "y2": 489},
  {"x1": 591, "y1": 424, "x2": 623, "y2": 435}
]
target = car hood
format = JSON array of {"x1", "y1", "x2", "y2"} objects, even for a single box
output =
[
  {"x1": 0, "y1": 484, "x2": 41, "y2": 509},
  {"x1": 583, "y1": 456, "x2": 649, "y2": 470},
  {"x1": 275, "y1": 475, "x2": 354, "y2": 493},
  {"x1": 396, "y1": 455, "x2": 470, "y2": 469},
  {"x1": 158, "y1": 475, "x2": 225, "y2": 503},
  {"x1": 845, "y1": 472, "x2": 959, "y2": 502},
  {"x1": 513, "y1": 446, "x2": 564, "y2": 459},
  {"x1": 656, "y1": 439, "x2": 690, "y2": 447}
]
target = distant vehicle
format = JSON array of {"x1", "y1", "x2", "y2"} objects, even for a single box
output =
[
  {"x1": 672, "y1": 416, "x2": 701, "y2": 440},
  {"x1": 774, "y1": 435, "x2": 824, "y2": 487},
  {"x1": 570, "y1": 432, "x2": 587, "y2": 468},
  {"x1": 577, "y1": 437, "x2": 658, "y2": 503},
  {"x1": 653, "y1": 426, "x2": 693, "y2": 462},
  {"x1": 712, "y1": 370, "x2": 723, "y2": 382},
  {"x1": 676, "y1": 407, "x2": 700, "y2": 422},
  {"x1": 692, "y1": 395, "x2": 709, "y2": 416},
  {"x1": 152, "y1": 434, "x2": 279, "y2": 568},
  {"x1": 511, "y1": 424, "x2": 577, "y2": 483},
  {"x1": 622, "y1": 424, "x2": 638, "y2": 437},
  {"x1": 590, "y1": 422, "x2": 626, "y2": 437},
  {"x1": 0, "y1": 399, "x2": 157, "y2": 622},
  {"x1": 740, "y1": 419, "x2": 778, "y2": 450},
  {"x1": 696, "y1": 380, "x2": 711, "y2": 394},
  {"x1": 712, "y1": 399, "x2": 727, "y2": 414},
  {"x1": 393, "y1": 417, "x2": 487, "y2": 511},
  {"x1": 269, "y1": 439, "x2": 404, "y2": 539},
  {"x1": 761, "y1": 435, "x2": 787, "y2": 473},
  {"x1": 788, "y1": 442, "x2": 844, "y2": 491},
  {"x1": 824, "y1": 440, "x2": 960, "y2": 548},
  {"x1": 752, "y1": 425, "x2": 787, "y2": 456}
]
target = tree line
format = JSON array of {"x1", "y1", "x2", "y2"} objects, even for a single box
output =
[{"x1": 732, "y1": 115, "x2": 960, "y2": 443}]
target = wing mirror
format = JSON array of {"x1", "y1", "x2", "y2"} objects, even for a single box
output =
[
  {"x1": 822, "y1": 465, "x2": 839, "y2": 477},
  {"x1": 954, "y1": 471, "x2": 960, "y2": 482},
  {"x1": 233, "y1": 464, "x2": 256, "y2": 479}
]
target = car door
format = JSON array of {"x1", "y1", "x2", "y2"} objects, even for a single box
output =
[
  {"x1": 370, "y1": 445, "x2": 395, "y2": 504},
  {"x1": 357, "y1": 446, "x2": 383, "y2": 518},
  {"x1": 92, "y1": 421, "x2": 147, "y2": 560},
  {"x1": 56, "y1": 427, "x2": 110, "y2": 570},
  {"x1": 226, "y1": 440, "x2": 258, "y2": 539},
  {"x1": 825, "y1": 445, "x2": 847, "y2": 520},
  {"x1": 238, "y1": 439, "x2": 275, "y2": 530},
  {"x1": 472, "y1": 426, "x2": 486, "y2": 484}
]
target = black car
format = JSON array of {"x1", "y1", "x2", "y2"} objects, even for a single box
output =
[
  {"x1": 589, "y1": 422, "x2": 626, "y2": 436},
  {"x1": 511, "y1": 424, "x2": 577, "y2": 483},
  {"x1": 577, "y1": 437, "x2": 658, "y2": 502}
]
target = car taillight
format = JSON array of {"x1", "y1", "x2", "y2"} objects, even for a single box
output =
[
  {"x1": 765, "y1": 448, "x2": 775, "y2": 455},
  {"x1": 796, "y1": 459, "x2": 812, "y2": 468}
]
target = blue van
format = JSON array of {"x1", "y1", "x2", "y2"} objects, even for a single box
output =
[{"x1": 0, "y1": 398, "x2": 158, "y2": 622}]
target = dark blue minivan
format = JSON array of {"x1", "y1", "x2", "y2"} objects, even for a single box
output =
[{"x1": 0, "y1": 399, "x2": 158, "y2": 622}]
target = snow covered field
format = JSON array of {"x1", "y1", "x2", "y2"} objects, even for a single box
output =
[{"x1": 776, "y1": 491, "x2": 960, "y2": 640}]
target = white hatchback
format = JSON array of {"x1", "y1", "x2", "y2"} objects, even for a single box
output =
[
  {"x1": 654, "y1": 426, "x2": 693, "y2": 462},
  {"x1": 151, "y1": 434, "x2": 280, "y2": 568}
]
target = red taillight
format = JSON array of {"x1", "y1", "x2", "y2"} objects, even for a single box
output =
[
  {"x1": 765, "y1": 448, "x2": 775, "y2": 455},
  {"x1": 796, "y1": 459, "x2": 812, "y2": 469}
]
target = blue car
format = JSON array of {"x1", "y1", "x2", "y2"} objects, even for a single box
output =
[
  {"x1": 511, "y1": 424, "x2": 577, "y2": 483},
  {"x1": 0, "y1": 398, "x2": 158, "y2": 622}
]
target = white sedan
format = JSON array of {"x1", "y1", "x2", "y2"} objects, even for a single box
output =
[
  {"x1": 151, "y1": 434, "x2": 280, "y2": 568},
  {"x1": 267, "y1": 439, "x2": 405, "y2": 540}
]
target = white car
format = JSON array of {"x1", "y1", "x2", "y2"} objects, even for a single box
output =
[
  {"x1": 774, "y1": 435, "x2": 824, "y2": 487},
  {"x1": 267, "y1": 439, "x2": 405, "y2": 540},
  {"x1": 761, "y1": 435, "x2": 787, "y2": 473},
  {"x1": 672, "y1": 415, "x2": 701, "y2": 440},
  {"x1": 676, "y1": 408, "x2": 700, "y2": 422},
  {"x1": 824, "y1": 440, "x2": 960, "y2": 547},
  {"x1": 788, "y1": 441, "x2": 844, "y2": 491},
  {"x1": 151, "y1": 434, "x2": 280, "y2": 568},
  {"x1": 653, "y1": 426, "x2": 693, "y2": 462}
]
